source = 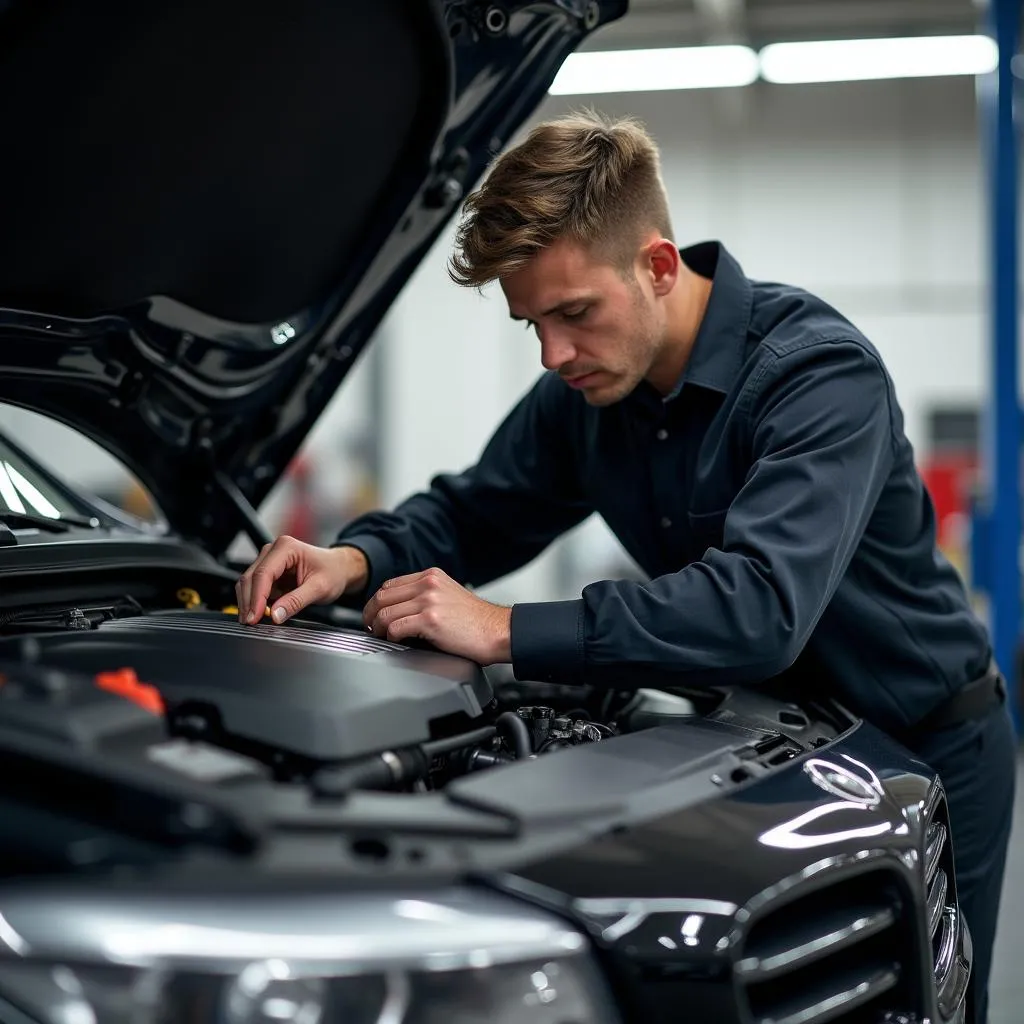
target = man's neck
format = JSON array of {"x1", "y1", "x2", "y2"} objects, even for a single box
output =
[{"x1": 646, "y1": 265, "x2": 714, "y2": 396}]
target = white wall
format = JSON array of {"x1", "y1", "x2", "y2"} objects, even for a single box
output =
[{"x1": 373, "y1": 74, "x2": 997, "y2": 603}]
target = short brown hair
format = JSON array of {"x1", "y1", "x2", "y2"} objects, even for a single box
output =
[{"x1": 449, "y1": 110, "x2": 673, "y2": 288}]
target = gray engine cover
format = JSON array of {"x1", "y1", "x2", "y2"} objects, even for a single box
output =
[{"x1": 9, "y1": 611, "x2": 492, "y2": 762}]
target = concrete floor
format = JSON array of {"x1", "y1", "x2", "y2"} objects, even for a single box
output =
[{"x1": 987, "y1": 755, "x2": 1024, "y2": 1024}]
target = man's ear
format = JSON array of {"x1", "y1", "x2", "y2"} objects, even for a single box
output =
[{"x1": 643, "y1": 238, "x2": 680, "y2": 297}]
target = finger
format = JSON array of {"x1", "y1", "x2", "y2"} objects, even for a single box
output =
[
  {"x1": 237, "y1": 542, "x2": 273, "y2": 622},
  {"x1": 369, "y1": 597, "x2": 428, "y2": 638},
  {"x1": 269, "y1": 576, "x2": 331, "y2": 625},
  {"x1": 381, "y1": 568, "x2": 440, "y2": 589},
  {"x1": 382, "y1": 615, "x2": 428, "y2": 645},
  {"x1": 363, "y1": 569, "x2": 447, "y2": 627},
  {"x1": 381, "y1": 607, "x2": 443, "y2": 645},
  {"x1": 362, "y1": 581, "x2": 426, "y2": 627},
  {"x1": 239, "y1": 544, "x2": 276, "y2": 622},
  {"x1": 248, "y1": 544, "x2": 297, "y2": 624}
]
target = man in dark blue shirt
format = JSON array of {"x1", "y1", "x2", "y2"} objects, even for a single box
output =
[{"x1": 236, "y1": 112, "x2": 1015, "y2": 1020}]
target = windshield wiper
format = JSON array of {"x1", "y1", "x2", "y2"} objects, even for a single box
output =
[{"x1": 0, "y1": 510, "x2": 100, "y2": 532}]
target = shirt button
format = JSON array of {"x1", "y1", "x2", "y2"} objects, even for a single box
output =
[
  {"x1": 660, "y1": 516, "x2": 673, "y2": 529},
  {"x1": 656, "y1": 428, "x2": 669, "y2": 441}
]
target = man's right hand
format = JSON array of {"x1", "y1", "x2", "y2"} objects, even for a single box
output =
[{"x1": 235, "y1": 537, "x2": 369, "y2": 625}]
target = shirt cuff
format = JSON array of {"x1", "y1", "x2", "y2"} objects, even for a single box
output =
[
  {"x1": 330, "y1": 534, "x2": 396, "y2": 603},
  {"x1": 510, "y1": 600, "x2": 585, "y2": 683}
]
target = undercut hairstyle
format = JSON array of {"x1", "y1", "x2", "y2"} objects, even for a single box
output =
[{"x1": 449, "y1": 110, "x2": 674, "y2": 288}]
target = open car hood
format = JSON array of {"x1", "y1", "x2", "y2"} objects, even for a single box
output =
[{"x1": 0, "y1": 0, "x2": 625, "y2": 554}]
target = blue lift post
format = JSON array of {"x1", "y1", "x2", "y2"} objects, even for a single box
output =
[{"x1": 984, "y1": 0, "x2": 1021, "y2": 729}]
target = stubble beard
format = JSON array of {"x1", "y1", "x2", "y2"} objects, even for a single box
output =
[{"x1": 578, "y1": 284, "x2": 664, "y2": 407}]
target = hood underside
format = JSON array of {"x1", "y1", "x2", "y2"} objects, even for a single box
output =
[{"x1": 0, "y1": 0, "x2": 626, "y2": 553}]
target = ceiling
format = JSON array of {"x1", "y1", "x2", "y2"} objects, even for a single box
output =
[{"x1": 583, "y1": 0, "x2": 989, "y2": 50}]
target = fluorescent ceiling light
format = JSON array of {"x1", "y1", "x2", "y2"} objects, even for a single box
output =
[
  {"x1": 760, "y1": 34, "x2": 998, "y2": 84},
  {"x1": 549, "y1": 45, "x2": 758, "y2": 95}
]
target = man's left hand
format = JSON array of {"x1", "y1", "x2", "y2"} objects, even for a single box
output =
[{"x1": 363, "y1": 567, "x2": 512, "y2": 665}]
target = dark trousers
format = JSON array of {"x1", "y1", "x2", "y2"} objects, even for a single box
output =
[{"x1": 908, "y1": 703, "x2": 1017, "y2": 1023}]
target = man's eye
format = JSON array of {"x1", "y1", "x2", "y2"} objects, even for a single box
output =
[{"x1": 562, "y1": 307, "x2": 588, "y2": 321}]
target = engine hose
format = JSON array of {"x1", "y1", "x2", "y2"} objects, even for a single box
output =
[
  {"x1": 496, "y1": 711, "x2": 532, "y2": 759},
  {"x1": 311, "y1": 747, "x2": 427, "y2": 798},
  {"x1": 421, "y1": 726, "x2": 496, "y2": 759}
]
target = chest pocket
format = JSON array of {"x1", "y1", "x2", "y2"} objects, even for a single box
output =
[{"x1": 687, "y1": 507, "x2": 730, "y2": 556}]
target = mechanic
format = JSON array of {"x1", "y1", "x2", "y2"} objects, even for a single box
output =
[{"x1": 236, "y1": 112, "x2": 1015, "y2": 1020}]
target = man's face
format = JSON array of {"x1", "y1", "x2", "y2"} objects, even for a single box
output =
[{"x1": 500, "y1": 237, "x2": 665, "y2": 407}]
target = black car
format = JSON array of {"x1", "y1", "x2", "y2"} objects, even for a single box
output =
[{"x1": 0, "y1": 2, "x2": 970, "y2": 1022}]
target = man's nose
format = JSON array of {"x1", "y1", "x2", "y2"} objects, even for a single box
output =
[{"x1": 538, "y1": 327, "x2": 576, "y2": 371}]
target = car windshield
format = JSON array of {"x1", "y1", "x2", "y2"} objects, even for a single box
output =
[
  {"x1": 0, "y1": 432, "x2": 100, "y2": 524},
  {"x1": 0, "y1": 405, "x2": 165, "y2": 530}
]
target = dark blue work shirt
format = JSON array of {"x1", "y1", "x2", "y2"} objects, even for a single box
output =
[{"x1": 336, "y1": 241, "x2": 992, "y2": 735}]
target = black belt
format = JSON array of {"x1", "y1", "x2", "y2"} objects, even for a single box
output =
[{"x1": 901, "y1": 661, "x2": 1007, "y2": 744}]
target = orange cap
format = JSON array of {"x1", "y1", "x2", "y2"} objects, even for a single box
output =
[{"x1": 95, "y1": 668, "x2": 165, "y2": 716}]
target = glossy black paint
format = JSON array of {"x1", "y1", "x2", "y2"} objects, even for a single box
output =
[
  {"x1": 477, "y1": 723, "x2": 966, "y2": 1023},
  {"x1": 0, "y1": 533, "x2": 235, "y2": 607},
  {"x1": 0, "y1": 0, "x2": 627, "y2": 555},
  {"x1": 0, "y1": 626, "x2": 970, "y2": 1022}
]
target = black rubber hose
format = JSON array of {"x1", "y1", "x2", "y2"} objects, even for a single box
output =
[
  {"x1": 496, "y1": 711, "x2": 532, "y2": 759},
  {"x1": 311, "y1": 747, "x2": 427, "y2": 798},
  {"x1": 422, "y1": 726, "x2": 496, "y2": 759},
  {"x1": 313, "y1": 727, "x2": 500, "y2": 799}
]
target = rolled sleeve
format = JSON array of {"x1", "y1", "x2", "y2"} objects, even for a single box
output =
[{"x1": 510, "y1": 600, "x2": 585, "y2": 682}]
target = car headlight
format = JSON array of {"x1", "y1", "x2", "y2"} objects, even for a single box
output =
[{"x1": 0, "y1": 885, "x2": 620, "y2": 1024}]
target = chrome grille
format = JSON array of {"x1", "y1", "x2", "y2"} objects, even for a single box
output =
[
  {"x1": 99, "y1": 614, "x2": 405, "y2": 655},
  {"x1": 737, "y1": 871, "x2": 908, "y2": 1024},
  {"x1": 924, "y1": 799, "x2": 966, "y2": 1009},
  {"x1": 924, "y1": 820, "x2": 946, "y2": 883},
  {"x1": 926, "y1": 863, "x2": 948, "y2": 940}
]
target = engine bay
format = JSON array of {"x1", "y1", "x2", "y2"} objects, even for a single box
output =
[
  {"x1": 0, "y1": 594, "x2": 845, "y2": 788},
  {"x1": 0, "y1": 590, "x2": 852, "y2": 878},
  {"x1": 0, "y1": 607, "x2": 702, "y2": 788},
  {"x1": 11, "y1": 609, "x2": 495, "y2": 764}
]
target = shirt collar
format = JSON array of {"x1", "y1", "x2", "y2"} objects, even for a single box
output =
[{"x1": 665, "y1": 240, "x2": 753, "y2": 400}]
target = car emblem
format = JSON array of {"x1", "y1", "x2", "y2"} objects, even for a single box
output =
[{"x1": 803, "y1": 757, "x2": 882, "y2": 807}]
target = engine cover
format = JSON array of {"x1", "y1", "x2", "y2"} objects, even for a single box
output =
[{"x1": 0, "y1": 611, "x2": 492, "y2": 762}]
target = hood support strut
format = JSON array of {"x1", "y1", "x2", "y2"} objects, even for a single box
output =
[{"x1": 213, "y1": 470, "x2": 273, "y2": 555}]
